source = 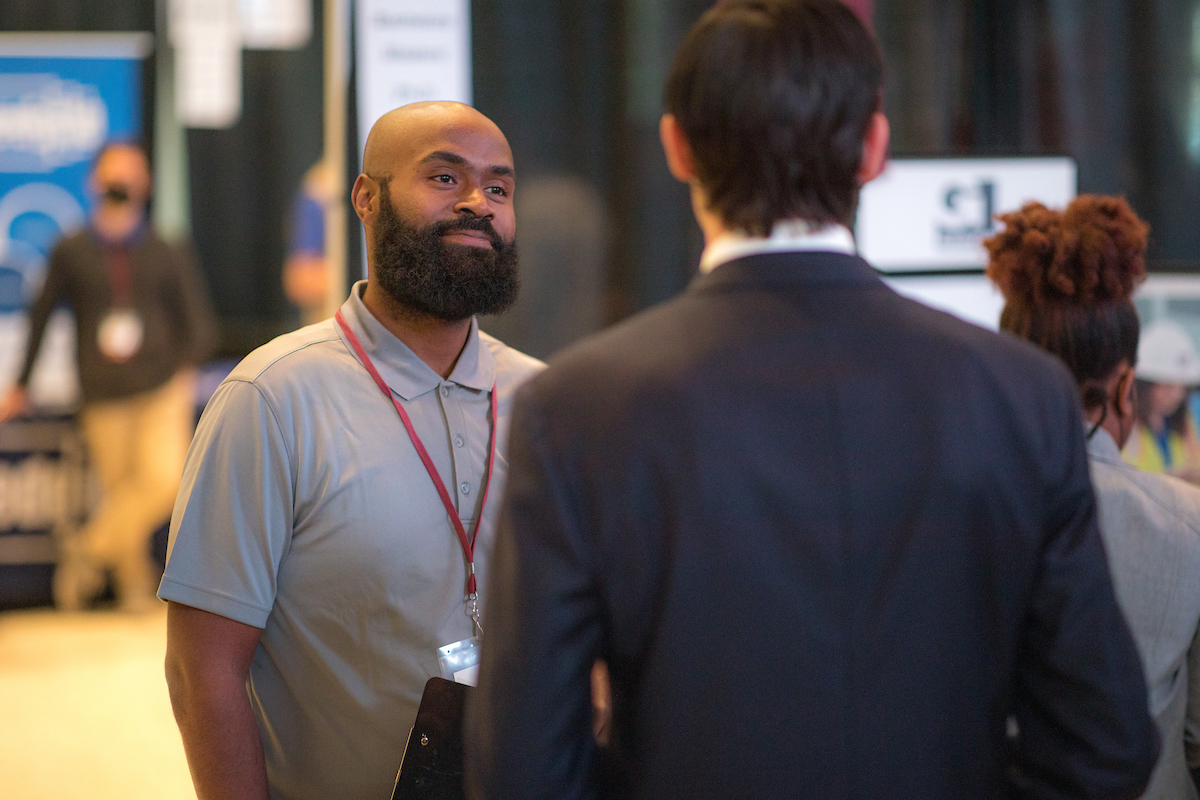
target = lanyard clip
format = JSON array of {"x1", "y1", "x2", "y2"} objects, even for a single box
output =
[
  {"x1": 466, "y1": 561, "x2": 478, "y2": 596},
  {"x1": 466, "y1": 592, "x2": 483, "y2": 638}
]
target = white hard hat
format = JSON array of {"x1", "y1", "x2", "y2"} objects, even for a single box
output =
[{"x1": 1137, "y1": 320, "x2": 1200, "y2": 384}]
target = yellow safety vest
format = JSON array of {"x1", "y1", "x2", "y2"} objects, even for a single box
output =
[{"x1": 1122, "y1": 421, "x2": 1200, "y2": 480}]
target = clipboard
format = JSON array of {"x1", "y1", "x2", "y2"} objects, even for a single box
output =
[{"x1": 391, "y1": 677, "x2": 471, "y2": 800}]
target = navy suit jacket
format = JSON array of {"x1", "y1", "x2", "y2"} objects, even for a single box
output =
[{"x1": 466, "y1": 252, "x2": 1158, "y2": 800}]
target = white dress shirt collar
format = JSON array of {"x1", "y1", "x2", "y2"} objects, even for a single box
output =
[{"x1": 699, "y1": 220, "x2": 858, "y2": 274}]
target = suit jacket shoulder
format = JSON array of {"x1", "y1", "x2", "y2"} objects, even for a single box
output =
[
  {"x1": 473, "y1": 250, "x2": 1157, "y2": 800},
  {"x1": 522, "y1": 251, "x2": 1082, "y2": 470}
]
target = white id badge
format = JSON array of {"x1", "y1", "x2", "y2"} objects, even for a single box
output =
[
  {"x1": 97, "y1": 309, "x2": 144, "y2": 362},
  {"x1": 438, "y1": 637, "x2": 481, "y2": 686}
]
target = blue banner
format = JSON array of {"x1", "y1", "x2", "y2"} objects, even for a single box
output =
[
  {"x1": 0, "y1": 34, "x2": 150, "y2": 409},
  {"x1": 0, "y1": 34, "x2": 149, "y2": 313}
]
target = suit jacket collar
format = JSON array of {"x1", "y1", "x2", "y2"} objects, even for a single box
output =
[{"x1": 689, "y1": 251, "x2": 882, "y2": 295}]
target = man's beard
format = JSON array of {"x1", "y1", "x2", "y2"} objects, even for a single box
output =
[{"x1": 372, "y1": 187, "x2": 519, "y2": 322}]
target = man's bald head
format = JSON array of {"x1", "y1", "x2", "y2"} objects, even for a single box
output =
[
  {"x1": 362, "y1": 102, "x2": 511, "y2": 181},
  {"x1": 352, "y1": 101, "x2": 517, "y2": 247},
  {"x1": 351, "y1": 102, "x2": 520, "y2": 322}
]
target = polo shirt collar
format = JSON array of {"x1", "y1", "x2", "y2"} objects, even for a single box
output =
[
  {"x1": 337, "y1": 281, "x2": 495, "y2": 400},
  {"x1": 448, "y1": 320, "x2": 495, "y2": 392}
]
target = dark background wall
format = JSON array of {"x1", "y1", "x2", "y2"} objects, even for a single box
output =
[
  {"x1": 185, "y1": 3, "x2": 326, "y2": 356},
  {"x1": 877, "y1": 0, "x2": 1200, "y2": 265},
  {"x1": 471, "y1": 0, "x2": 711, "y2": 357},
  {"x1": 0, "y1": 0, "x2": 154, "y2": 31},
  {"x1": 8, "y1": 0, "x2": 1200, "y2": 359}
]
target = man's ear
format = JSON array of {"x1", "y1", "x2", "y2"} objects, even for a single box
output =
[
  {"x1": 350, "y1": 173, "x2": 378, "y2": 224},
  {"x1": 660, "y1": 114, "x2": 698, "y2": 183},
  {"x1": 1117, "y1": 364, "x2": 1137, "y2": 419},
  {"x1": 856, "y1": 111, "x2": 890, "y2": 186}
]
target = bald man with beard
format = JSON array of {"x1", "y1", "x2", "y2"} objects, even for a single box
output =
[{"x1": 160, "y1": 103, "x2": 544, "y2": 800}]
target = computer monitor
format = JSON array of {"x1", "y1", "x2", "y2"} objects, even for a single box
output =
[{"x1": 857, "y1": 157, "x2": 1077, "y2": 274}]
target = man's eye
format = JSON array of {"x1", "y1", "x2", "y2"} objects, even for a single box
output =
[
  {"x1": 486, "y1": 186, "x2": 508, "y2": 196},
  {"x1": 433, "y1": 174, "x2": 454, "y2": 184}
]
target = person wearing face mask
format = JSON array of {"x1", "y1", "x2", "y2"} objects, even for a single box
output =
[
  {"x1": 987, "y1": 195, "x2": 1200, "y2": 800},
  {"x1": 0, "y1": 141, "x2": 217, "y2": 612},
  {"x1": 1122, "y1": 320, "x2": 1200, "y2": 483}
]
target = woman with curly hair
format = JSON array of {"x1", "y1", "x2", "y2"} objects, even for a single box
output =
[{"x1": 986, "y1": 194, "x2": 1200, "y2": 800}]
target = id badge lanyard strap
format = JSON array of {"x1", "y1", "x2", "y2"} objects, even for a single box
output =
[
  {"x1": 336, "y1": 309, "x2": 497, "y2": 636},
  {"x1": 101, "y1": 244, "x2": 134, "y2": 307}
]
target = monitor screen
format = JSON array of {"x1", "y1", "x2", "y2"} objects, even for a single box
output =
[
  {"x1": 883, "y1": 274, "x2": 1005, "y2": 330},
  {"x1": 857, "y1": 157, "x2": 1077, "y2": 273},
  {"x1": 883, "y1": 273, "x2": 1200, "y2": 344}
]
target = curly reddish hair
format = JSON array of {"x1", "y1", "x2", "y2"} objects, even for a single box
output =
[{"x1": 984, "y1": 195, "x2": 1149, "y2": 410}]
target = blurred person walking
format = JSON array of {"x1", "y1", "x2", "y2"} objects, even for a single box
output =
[
  {"x1": 0, "y1": 142, "x2": 217, "y2": 612},
  {"x1": 1122, "y1": 320, "x2": 1200, "y2": 482},
  {"x1": 466, "y1": 2, "x2": 1158, "y2": 799},
  {"x1": 987, "y1": 195, "x2": 1200, "y2": 800},
  {"x1": 282, "y1": 161, "x2": 335, "y2": 326}
]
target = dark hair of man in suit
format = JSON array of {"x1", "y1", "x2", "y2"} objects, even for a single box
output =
[
  {"x1": 985, "y1": 195, "x2": 1148, "y2": 433},
  {"x1": 662, "y1": 0, "x2": 884, "y2": 235}
]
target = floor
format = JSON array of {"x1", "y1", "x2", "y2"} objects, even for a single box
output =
[{"x1": 0, "y1": 606, "x2": 196, "y2": 800}]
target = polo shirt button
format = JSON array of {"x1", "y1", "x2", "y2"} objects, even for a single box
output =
[
  {"x1": 454, "y1": 435, "x2": 464, "y2": 447},
  {"x1": 460, "y1": 482, "x2": 471, "y2": 495},
  {"x1": 440, "y1": 385, "x2": 450, "y2": 397}
]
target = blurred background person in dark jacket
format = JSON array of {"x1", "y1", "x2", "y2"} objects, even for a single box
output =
[{"x1": 0, "y1": 142, "x2": 217, "y2": 612}]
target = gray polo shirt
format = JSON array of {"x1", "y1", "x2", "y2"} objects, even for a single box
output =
[{"x1": 159, "y1": 282, "x2": 544, "y2": 800}]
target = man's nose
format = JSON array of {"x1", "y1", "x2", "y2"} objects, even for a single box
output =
[{"x1": 454, "y1": 184, "x2": 493, "y2": 217}]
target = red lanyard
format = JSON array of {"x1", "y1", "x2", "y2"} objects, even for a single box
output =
[
  {"x1": 102, "y1": 245, "x2": 134, "y2": 306},
  {"x1": 335, "y1": 309, "x2": 496, "y2": 598}
]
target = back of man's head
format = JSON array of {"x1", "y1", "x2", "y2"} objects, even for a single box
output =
[{"x1": 665, "y1": 0, "x2": 883, "y2": 235}]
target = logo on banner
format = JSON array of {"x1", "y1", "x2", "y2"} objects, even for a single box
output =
[
  {"x1": 937, "y1": 179, "x2": 996, "y2": 248},
  {"x1": 0, "y1": 182, "x2": 85, "y2": 312},
  {"x1": 0, "y1": 74, "x2": 108, "y2": 174}
]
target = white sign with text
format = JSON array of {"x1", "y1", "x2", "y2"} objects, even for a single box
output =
[
  {"x1": 238, "y1": 0, "x2": 312, "y2": 50},
  {"x1": 171, "y1": 0, "x2": 243, "y2": 128},
  {"x1": 856, "y1": 157, "x2": 1077, "y2": 273},
  {"x1": 356, "y1": 0, "x2": 472, "y2": 160}
]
